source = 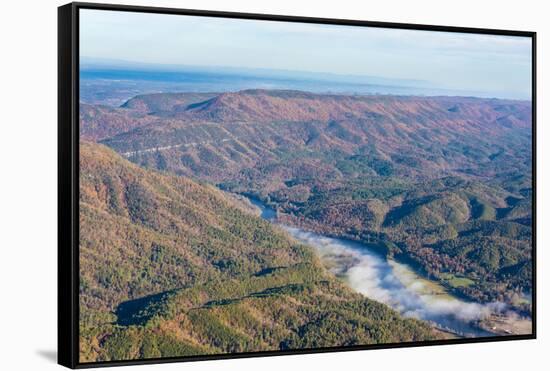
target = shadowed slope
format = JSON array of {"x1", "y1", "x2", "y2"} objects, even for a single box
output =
[{"x1": 79, "y1": 142, "x2": 440, "y2": 362}]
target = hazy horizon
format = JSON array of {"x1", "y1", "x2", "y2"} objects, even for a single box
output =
[{"x1": 80, "y1": 9, "x2": 533, "y2": 100}]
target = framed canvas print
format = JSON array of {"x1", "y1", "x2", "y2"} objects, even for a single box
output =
[{"x1": 58, "y1": 2, "x2": 536, "y2": 368}]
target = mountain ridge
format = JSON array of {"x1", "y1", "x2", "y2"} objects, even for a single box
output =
[{"x1": 174, "y1": 89, "x2": 532, "y2": 125}]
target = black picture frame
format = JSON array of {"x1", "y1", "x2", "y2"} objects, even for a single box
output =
[{"x1": 58, "y1": 2, "x2": 537, "y2": 368}]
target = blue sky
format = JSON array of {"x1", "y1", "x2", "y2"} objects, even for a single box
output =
[{"x1": 80, "y1": 9, "x2": 532, "y2": 99}]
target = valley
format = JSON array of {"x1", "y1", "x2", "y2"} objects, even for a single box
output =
[
  {"x1": 79, "y1": 88, "x2": 533, "y2": 361},
  {"x1": 249, "y1": 197, "x2": 529, "y2": 338}
]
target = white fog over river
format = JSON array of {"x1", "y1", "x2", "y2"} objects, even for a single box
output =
[{"x1": 248, "y1": 197, "x2": 530, "y2": 338}]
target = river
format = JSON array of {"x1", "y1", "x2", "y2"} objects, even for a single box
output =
[{"x1": 247, "y1": 197, "x2": 530, "y2": 338}]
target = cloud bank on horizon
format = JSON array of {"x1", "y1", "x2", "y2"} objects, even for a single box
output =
[{"x1": 80, "y1": 9, "x2": 532, "y2": 99}]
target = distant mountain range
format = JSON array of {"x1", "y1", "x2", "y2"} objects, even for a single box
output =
[
  {"x1": 81, "y1": 57, "x2": 434, "y2": 87},
  {"x1": 84, "y1": 89, "x2": 531, "y2": 182},
  {"x1": 80, "y1": 59, "x2": 526, "y2": 106}
]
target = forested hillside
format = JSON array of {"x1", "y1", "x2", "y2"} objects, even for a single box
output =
[{"x1": 79, "y1": 142, "x2": 440, "y2": 362}]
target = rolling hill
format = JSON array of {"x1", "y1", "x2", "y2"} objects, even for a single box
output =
[{"x1": 79, "y1": 142, "x2": 440, "y2": 362}]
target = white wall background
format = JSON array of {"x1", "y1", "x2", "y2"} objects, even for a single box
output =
[{"x1": 0, "y1": 0, "x2": 545, "y2": 369}]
